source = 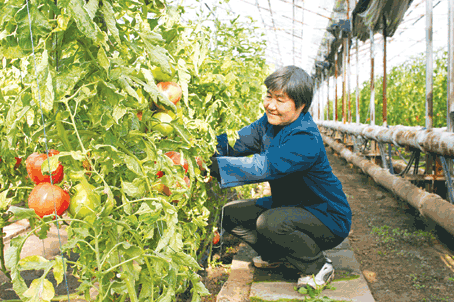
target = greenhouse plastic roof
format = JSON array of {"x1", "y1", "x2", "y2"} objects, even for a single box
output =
[{"x1": 183, "y1": 0, "x2": 414, "y2": 76}]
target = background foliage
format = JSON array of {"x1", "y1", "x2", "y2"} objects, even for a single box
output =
[{"x1": 327, "y1": 50, "x2": 447, "y2": 128}]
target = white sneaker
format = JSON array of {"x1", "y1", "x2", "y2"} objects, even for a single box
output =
[
  {"x1": 252, "y1": 256, "x2": 283, "y2": 268},
  {"x1": 297, "y1": 259, "x2": 334, "y2": 290}
]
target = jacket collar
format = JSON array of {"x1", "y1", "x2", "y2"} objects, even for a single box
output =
[{"x1": 264, "y1": 111, "x2": 313, "y2": 137}]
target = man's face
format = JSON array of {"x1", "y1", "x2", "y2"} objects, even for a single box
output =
[{"x1": 263, "y1": 89, "x2": 305, "y2": 126}]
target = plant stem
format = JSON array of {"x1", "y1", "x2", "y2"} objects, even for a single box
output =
[
  {"x1": 93, "y1": 228, "x2": 105, "y2": 301},
  {"x1": 0, "y1": 227, "x2": 12, "y2": 281},
  {"x1": 122, "y1": 268, "x2": 139, "y2": 302}
]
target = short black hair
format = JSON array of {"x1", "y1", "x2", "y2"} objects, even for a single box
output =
[{"x1": 264, "y1": 65, "x2": 314, "y2": 113}]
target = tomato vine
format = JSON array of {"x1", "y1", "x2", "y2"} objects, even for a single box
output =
[{"x1": 0, "y1": 0, "x2": 268, "y2": 300}]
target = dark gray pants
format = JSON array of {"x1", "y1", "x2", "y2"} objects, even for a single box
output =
[{"x1": 222, "y1": 199, "x2": 344, "y2": 274}]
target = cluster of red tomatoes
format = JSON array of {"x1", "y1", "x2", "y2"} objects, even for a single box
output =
[{"x1": 26, "y1": 150, "x2": 68, "y2": 218}]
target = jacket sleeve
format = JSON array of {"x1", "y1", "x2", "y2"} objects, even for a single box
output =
[
  {"x1": 215, "y1": 115, "x2": 265, "y2": 157},
  {"x1": 216, "y1": 131, "x2": 321, "y2": 188}
]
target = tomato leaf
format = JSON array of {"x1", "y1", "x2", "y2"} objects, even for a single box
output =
[
  {"x1": 121, "y1": 179, "x2": 144, "y2": 198},
  {"x1": 18, "y1": 255, "x2": 52, "y2": 271},
  {"x1": 189, "y1": 271, "x2": 210, "y2": 300},
  {"x1": 156, "y1": 286, "x2": 174, "y2": 302},
  {"x1": 177, "y1": 58, "x2": 191, "y2": 116},
  {"x1": 0, "y1": 189, "x2": 12, "y2": 211},
  {"x1": 7, "y1": 206, "x2": 38, "y2": 220},
  {"x1": 52, "y1": 256, "x2": 65, "y2": 285},
  {"x1": 36, "y1": 217, "x2": 51, "y2": 240},
  {"x1": 112, "y1": 105, "x2": 128, "y2": 124},
  {"x1": 41, "y1": 156, "x2": 60, "y2": 175},
  {"x1": 97, "y1": 46, "x2": 110, "y2": 73},
  {"x1": 68, "y1": 0, "x2": 105, "y2": 46},
  {"x1": 70, "y1": 150, "x2": 85, "y2": 161},
  {"x1": 118, "y1": 75, "x2": 140, "y2": 102},
  {"x1": 23, "y1": 278, "x2": 55, "y2": 302},
  {"x1": 84, "y1": 0, "x2": 98, "y2": 20},
  {"x1": 5, "y1": 236, "x2": 29, "y2": 298},
  {"x1": 170, "y1": 252, "x2": 201, "y2": 271},
  {"x1": 122, "y1": 154, "x2": 141, "y2": 175},
  {"x1": 100, "y1": 0, "x2": 120, "y2": 44}
]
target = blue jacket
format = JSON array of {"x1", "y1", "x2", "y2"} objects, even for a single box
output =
[{"x1": 215, "y1": 112, "x2": 352, "y2": 238}]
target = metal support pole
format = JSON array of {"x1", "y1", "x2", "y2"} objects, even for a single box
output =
[
  {"x1": 347, "y1": 38, "x2": 351, "y2": 123},
  {"x1": 347, "y1": 0, "x2": 351, "y2": 124},
  {"x1": 334, "y1": 51, "x2": 337, "y2": 122},
  {"x1": 342, "y1": 39, "x2": 347, "y2": 124},
  {"x1": 318, "y1": 80, "x2": 321, "y2": 120},
  {"x1": 321, "y1": 73, "x2": 325, "y2": 121},
  {"x1": 370, "y1": 28, "x2": 375, "y2": 126},
  {"x1": 426, "y1": 0, "x2": 433, "y2": 130},
  {"x1": 327, "y1": 44, "x2": 331, "y2": 121},
  {"x1": 447, "y1": 0, "x2": 454, "y2": 202},
  {"x1": 356, "y1": 39, "x2": 360, "y2": 123},
  {"x1": 449, "y1": 0, "x2": 454, "y2": 130},
  {"x1": 426, "y1": 0, "x2": 434, "y2": 192},
  {"x1": 383, "y1": 15, "x2": 388, "y2": 127},
  {"x1": 327, "y1": 72, "x2": 330, "y2": 121}
]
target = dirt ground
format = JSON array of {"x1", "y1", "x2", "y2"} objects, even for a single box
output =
[{"x1": 196, "y1": 147, "x2": 454, "y2": 302}]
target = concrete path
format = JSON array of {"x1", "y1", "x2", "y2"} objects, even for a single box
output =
[{"x1": 217, "y1": 239, "x2": 375, "y2": 302}]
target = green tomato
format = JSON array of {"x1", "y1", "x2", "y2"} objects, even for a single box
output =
[
  {"x1": 150, "y1": 112, "x2": 174, "y2": 136},
  {"x1": 69, "y1": 181, "x2": 101, "y2": 219}
]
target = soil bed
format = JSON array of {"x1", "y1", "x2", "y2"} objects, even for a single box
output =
[
  {"x1": 176, "y1": 233, "x2": 242, "y2": 302},
  {"x1": 326, "y1": 147, "x2": 454, "y2": 302}
]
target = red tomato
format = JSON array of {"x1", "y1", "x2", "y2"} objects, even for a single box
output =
[
  {"x1": 165, "y1": 151, "x2": 188, "y2": 173},
  {"x1": 14, "y1": 157, "x2": 22, "y2": 169},
  {"x1": 157, "y1": 82, "x2": 182, "y2": 105},
  {"x1": 155, "y1": 183, "x2": 172, "y2": 197},
  {"x1": 195, "y1": 156, "x2": 205, "y2": 172},
  {"x1": 26, "y1": 150, "x2": 64, "y2": 185},
  {"x1": 28, "y1": 183, "x2": 70, "y2": 218},
  {"x1": 213, "y1": 230, "x2": 220, "y2": 245}
]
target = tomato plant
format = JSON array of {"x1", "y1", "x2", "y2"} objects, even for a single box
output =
[
  {"x1": 331, "y1": 50, "x2": 447, "y2": 127},
  {"x1": 0, "y1": 0, "x2": 269, "y2": 300}
]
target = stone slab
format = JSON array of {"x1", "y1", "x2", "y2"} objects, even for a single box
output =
[
  {"x1": 3, "y1": 223, "x2": 68, "y2": 260},
  {"x1": 217, "y1": 281, "x2": 253, "y2": 302},
  {"x1": 217, "y1": 243, "x2": 256, "y2": 302},
  {"x1": 325, "y1": 249, "x2": 362, "y2": 275},
  {"x1": 250, "y1": 276, "x2": 375, "y2": 302},
  {"x1": 332, "y1": 238, "x2": 351, "y2": 250},
  {"x1": 3, "y1": 219, "x2": 31, "y2": 242}
]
